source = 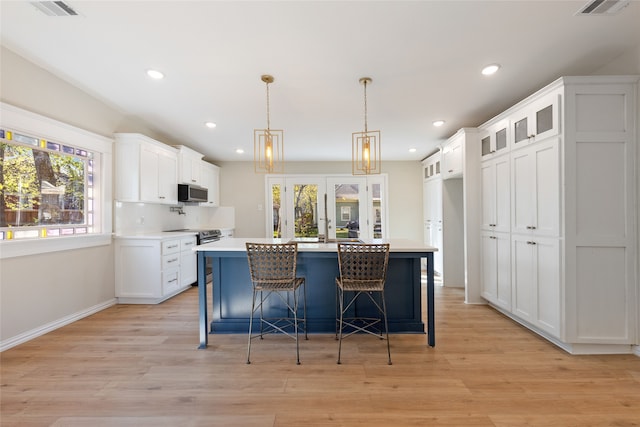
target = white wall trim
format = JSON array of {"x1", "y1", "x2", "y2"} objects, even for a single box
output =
[
  {"x1": 0, "y1": 233, "x2": 112, "y2": 259},
  {"x1": 0, "y1": 298, "x2": 117, "y2": 352}
]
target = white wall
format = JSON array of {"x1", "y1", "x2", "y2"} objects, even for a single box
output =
[
  {"x1": 0, "y1": 46, "x2": 188, "y2": 348},
  {"x1": 217, "y1": 161, "x2": 423, "y2": 239}
]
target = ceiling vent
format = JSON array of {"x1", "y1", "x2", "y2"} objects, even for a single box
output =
[
  {"x1": 576, "y1": 0, "x2": 630, "y2": 15},
  {"x1": 30, "y1": 1, "x2": 78, "y2": 17}
]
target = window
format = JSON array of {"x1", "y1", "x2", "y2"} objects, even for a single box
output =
[
  {"x1": 0, "y1": 103, "x2": 112, "y2": 259},
  {"x1": 340, "y1": 206, "x2": 351, "y2": 222},
  {"x1": 0, "y1": 130, "x2": 94, "y2": 239}
]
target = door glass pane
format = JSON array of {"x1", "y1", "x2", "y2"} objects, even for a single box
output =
[
  {"x1": 514, "y1": 117, "x2": 528, "y2": 143},
  {"x1": 536, "y1": 105, "x2": 553, "y2": 135},
  {"x1": 334, "y1": 183, "x2": 360, "y2": 238},
  {"x1": 271, "y1": 183, "x2": 281, "y2": 238},
  {"x1": 371, "y1": 183, "x2": 382, "y2": 238},
  {"x1": 293, "y1": 184, "x2": 318, "y2": 238},
  {"x1": 496, "y1": 128, "x2": 507, "y2": 150},
  {"x1": 481, "y1": 136, "x2": 491, "y2": 156}
]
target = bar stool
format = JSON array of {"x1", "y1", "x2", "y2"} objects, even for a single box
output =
[
  {"x1": 335, "y1": 242, "x2": 391, "y2": 365},
  {"x1": 245, "y1": 242, "x2": 307, "y2": 364}
]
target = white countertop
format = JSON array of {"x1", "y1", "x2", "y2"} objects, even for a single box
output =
[
  {"x1": 113, "y1": 231, "x2": 198, "y2": 239},
  {"x1": 194, "y1": 237, "x2": 437, "y2": 253}
]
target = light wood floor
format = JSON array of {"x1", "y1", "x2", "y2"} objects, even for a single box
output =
[{"x1": 1, "y1": 284, "x2": 639, "y2": 427}]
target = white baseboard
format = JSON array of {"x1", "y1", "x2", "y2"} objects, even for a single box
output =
[
  {"x1": 633, "y1": 345, "x2": 640, "y2": 357},
  {"x1": 0, "y1": 299, "x2": 117, "y2": 352}
]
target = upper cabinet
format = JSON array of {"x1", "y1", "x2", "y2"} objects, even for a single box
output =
[
  {"x1": 480, "y1": 118, "x2": 510, "y2": 159},
  {"x1": 510, "y1": 90, "x2": 560, "y2": 147},
  {"x1": 200, "y1": 161, "x2": 220, "y2": 207},
  {"x1": 115, "y1": 133, "x2": 178, "y2": 205},
  {"x1": 422, "y1": 151, "x2": 441, "y2": 181},
  {"x1": 174, "y1": 145, "x2": 204, "y2": 185},
  {"x1": 441, "y1": 135, "x2": 463, "y2": 179}
]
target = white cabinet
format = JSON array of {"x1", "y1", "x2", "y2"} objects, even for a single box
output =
[
  {"x1": 115, "y1": 133, "x2": 178, "y2": 205},
  {"x1": 511, "y1": 138, "x2": 559, "y2": 238},
  {"x1": 480, "y1": 154, "x2": 510, "y2": 233},
  {"x1": 511, "y1": 235, "x2": 560, "y2": 337},
  {"x1": 477, "y1": 76, "x2": 638, "y2": 354},
  {"x1": 140, "y1": 144, "x2": 178, "y2": 204},
  {"x1": 480, "y1": 118, "x2": 510, "y2": 159},
  {"x1": 481, "y1": 230, "x2": 511, "y2": 311},
  {"x1": 422, "y1": 153, "x2": 441, "y2": 181},
  {"x1": 174, "y1": 145, "x2": 204, "y2": 185},
  {"x1": 441, "y1": 136, "x2": 463, "y2": 179},
  {"x1": 511, "y1": 90, "x2": 560, "y2": 146},
  {"x1": 200, "y1": 162, "x2": 220, "y2": 207},
  {"x1": 179, "y1": 236, "x2": 197, "y2": 287},
  {"x1": 115, "y1": 234, "x2": 196, "y2": 304},
  {"x1": 422, "y1": 153, "x2": 443, "y2": 276}
]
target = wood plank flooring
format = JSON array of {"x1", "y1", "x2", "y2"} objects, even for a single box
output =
[{"x1": 1, "y1": 283, "x2": 639, "y2": 426}]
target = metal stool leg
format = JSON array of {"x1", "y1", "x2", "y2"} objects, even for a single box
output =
[{"x1": 247, "y1": 288, "x2": 257, "y2": 364}]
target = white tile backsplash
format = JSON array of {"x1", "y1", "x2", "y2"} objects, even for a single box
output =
[{"x1": 114, "y1": 202, "x2": 235, "y2": 234}]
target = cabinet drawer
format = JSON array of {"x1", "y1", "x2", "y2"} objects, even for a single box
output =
[
  {"x1": 162, "y1": 239, "x2": 181, "y2": 255},
  {"x1": 181, "y1": 236, "x2": 197, "y2": 250},
  {"x1": 162, "y1": 269, "x2": 180, "y2": 295},
  {"x1": 162, "y1": 253, "x2": 180, "y2": 270}
]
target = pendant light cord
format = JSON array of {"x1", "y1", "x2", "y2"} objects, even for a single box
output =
[
  {"x1": 363, "y1": 79, "x2": 368, "y2": 134},
  {"x1": 266, "y1": 81, "x2": 271, "y2": 132}
]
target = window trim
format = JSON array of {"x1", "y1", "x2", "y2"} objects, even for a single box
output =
[{"x1": 0, "y1": 102, "x2": 113, "y2": 259}]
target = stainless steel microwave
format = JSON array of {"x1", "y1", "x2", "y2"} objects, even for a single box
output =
[{"x1": 177, "y1": 184, "x2": 208, "y2": 203}]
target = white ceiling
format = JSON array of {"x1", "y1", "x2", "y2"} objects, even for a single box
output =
[{"x1": 1, "y1": 1, "x2": 639, "y2": 163}]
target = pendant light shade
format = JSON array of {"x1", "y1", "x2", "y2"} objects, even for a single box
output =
[
  {"x1": 254, "y1": 75, "x2": 284, "y2": 173},
  {"x1": 352, "y1": 77, "x2": 381, "y2": 175}
]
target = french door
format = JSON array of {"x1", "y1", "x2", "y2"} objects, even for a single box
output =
[{"x1": 265, "y1": 175, "x2": 387, "y2": 240}]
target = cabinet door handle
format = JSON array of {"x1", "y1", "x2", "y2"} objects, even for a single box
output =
[
  {"x1": 168, "y1": 257, "x2": 179, "y2": 263},
  {"x1": 448, "y1": 169, "x2": 454, "y2": 173},
  {"x1": 528, "y1": 134, "x2": 536, "y2": 139},
  {"x1": 490, "y1": 236, "x2": 497, "y2": 240},
  {"x1": 159, "y1": 196, "x2": 165, "y2": 199},
  {"x1": 526, "y1": 225, "x2": 537, "y2": 230},
  {"x1": 168, "y1": 278, "x2": 178, "y2": 283},
  {"x1": 527, "y1": 241, "x2": 537, "y2": 245}
]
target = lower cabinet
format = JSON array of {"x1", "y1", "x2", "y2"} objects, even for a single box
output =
[
  {"x1": 115, "y1": 235, "x2": 196, "y2": 304},
  {"x1": 511, "y1": 234, "x2": 561, "y2": 338},
  {"x1": 480, "y1": 231, "x2": 511, "y2": 311}
]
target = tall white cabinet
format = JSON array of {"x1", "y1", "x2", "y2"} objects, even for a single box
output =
[
  {"x1": 422, "y1": 153, "x2": 443, "y2": 276},
  {"x1": 479, "y1": 76, "x2": 638, "y2": 354}
]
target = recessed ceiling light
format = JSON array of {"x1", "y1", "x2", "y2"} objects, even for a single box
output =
[
  {"x1": 481, "y1": 64, "x2": 501, "y2": 76},
  {"x1": 409, "y1": 148, "x2": 417, "y2": 153},
  {"x1": 433, "y1": 120, "x2": 445, "y2": 127},
  {"x1": 146, "y1": 69, "x2": 164, "y2": 79},
  {"x1": 235, "y1": 148, "x2": 244, "y2": 154},
  {"x1": 205, "y1": 122, "x2": 217, "y2": 129}
]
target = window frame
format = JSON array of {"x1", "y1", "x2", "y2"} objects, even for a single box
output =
[{"x1": 0, "y1": 103, "x2": 112, "y2": 259}]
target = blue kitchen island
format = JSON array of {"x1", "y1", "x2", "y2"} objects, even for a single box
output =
[{"x1": 195, "y1": 238, "x2": 437, "y2": 349}]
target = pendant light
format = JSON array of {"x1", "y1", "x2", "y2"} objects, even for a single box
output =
[
  {"x1": 254, "y1": 74, "x2": 284, "y2": 173},
  {"x1": 352, "y1": 77, "x2": 381, "y2": 175}
]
